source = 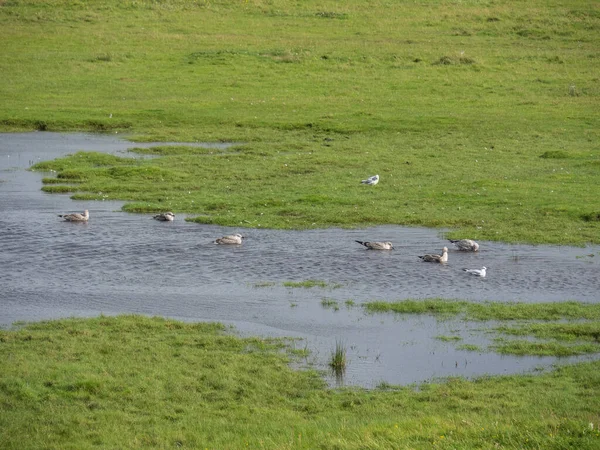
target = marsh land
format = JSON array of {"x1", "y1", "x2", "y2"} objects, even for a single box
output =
[{"x1": 1, "y1": 1, "x2": 599, "y2": 448}]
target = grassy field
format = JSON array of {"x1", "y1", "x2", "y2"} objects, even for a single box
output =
[
  {"x1": 1, "y1": 0, "x2": 598, "y2": 244},
  {"x1": 1, "y1": 315, "x2": 600, "y2": 449}
]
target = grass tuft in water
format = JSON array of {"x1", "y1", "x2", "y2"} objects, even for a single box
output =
[
  {"x1": 321, "y1": 298, "x2": 340, "y2": 311},
  {"x1": 329, "y1": 339, "x2": 347, "y2": 376}
]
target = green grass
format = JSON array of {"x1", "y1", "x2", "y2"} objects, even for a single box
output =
[
  {"x1": 0, "y1": 0, "x2": 597, "y2": 244},
  {"x1": 2, "y1": 315, "x2": 600, "y2": 449}
]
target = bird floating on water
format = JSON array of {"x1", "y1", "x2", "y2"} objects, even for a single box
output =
[
  {"x1": 361, "y1": 174, "x2": 379, "y2": 186},
  {"x1": 449, "y1": 239, "x2": 479, "y2": 252},
  {"x1": 153, "y1": 212, "x2": 175, "y2": 221},
  {"x1": 355, "y1": 240, "x2": 394, "y2": 250},
  {"x1": 463, "y1": 266, "x2": 487, "y2": 277},
  {"x1": 214, "y1": 233, "x2": 244, "y2": 245},
  {"x1": 419, "y1": 247, "x2": 448, "y2": 263},
  {"x1": 58, "y1": 210, "x2": 89, "y2": 222}
]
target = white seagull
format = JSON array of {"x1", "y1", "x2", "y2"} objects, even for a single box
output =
[
  {"x1": 214, "y1": 233, "x2": 244, "y2": 245},
  {"x1": 449, "y1": 239, "x2": 479, "y2": 252},
  {"x1": 58, "y1": 209, "x2": 89, "y2": 222},
  {"x1": 419, "y1": 247, "x2": 448, "y2": 263},
  {"x1": 361, "y1": 174, "x2": 379, "y2": 186},
  {"x1": 355, "y1": 240, "x2": 394, "y2": 250},
  {"x1": 153, "y1": 212, "x2": 175, "y2": 221},
  {"x1": 463, "y1": 266, "x2": 487, "y2": 277}
]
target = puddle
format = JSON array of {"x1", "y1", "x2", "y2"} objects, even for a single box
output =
[{"x1": 1, "y1": 132, "x2": 599, "y2": 387}]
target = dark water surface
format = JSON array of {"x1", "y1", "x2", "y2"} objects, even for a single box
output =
[{"x1": 1, "y1": 132, "x2": 599, "y2": 387}]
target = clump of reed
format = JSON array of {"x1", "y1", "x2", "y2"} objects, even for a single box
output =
[{"x1": 329, "y1": 339, "x2": 347, "y2": 376}]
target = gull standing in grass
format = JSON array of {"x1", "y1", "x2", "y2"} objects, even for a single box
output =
[
  {"x1": 419, "y1": 247, "x2": 448, "y2": 263},
  {"x1": 463, "y1": 266, "x2": 487, "y2": 277},
  {"x1": 214, "y1": 233, "x2": 244, "y2": 245},
  {"x1": 355, "y1": 240, "x2": 394, "y2": 250},
  {"x1": 361, "y1": 174, "x2": 379, "y2": 186},
  {"x1": 58, "y1": 209, "x2": 89, "y2": 222},
  {"x1": 449, "y1": 239, "x2": 479, "y2": 252},
  {"x1": 153, "y1": 212, "x2": 175, "y2": 221}
]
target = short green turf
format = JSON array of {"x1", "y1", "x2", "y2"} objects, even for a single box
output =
[{"x1": 1, "y1": 315, "x2": 600, "y2": 449}]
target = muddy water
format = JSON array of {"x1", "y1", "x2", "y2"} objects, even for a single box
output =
[{"x1": 1, "y1": 132, "x2": 599, "y2": 387}]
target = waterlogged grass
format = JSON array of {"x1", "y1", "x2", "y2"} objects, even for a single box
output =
[
  {"x1": 491, "y1": 339, "x2": 600, "y2": 357},
  {"x1": 1, "y1": 0, "x2": 597, "y2": 244},
  {"x1": 252, "y1": 280, "x2": 341, "y2": 289},
  {"x1": 457, "y1": 344, "x2": 482, "y2": 352},
  {"x1": 488, "y1": 322, "x2": 600, "y2": 356},
  {"x1": 436, "y1": 335, "x2": 463, "y2": 342},
  {"x1": 252, "y1": 281, "x2": 276, "y2": 288},
  {"x1": 2, "y1": 316, "x2": 600, "y2": 448},
  {"x1": 365, "y1": 299, "x2": 600, "y2": 321},
  {"x1": 321, "y1": 298, "x2": 340, "y2": 311},
  {"x1": 283, "y1": 279, "x2": 340, "y2": 289},
  {"x1": 366, "y1": 299, "x2": 465, "y2": 317},
  {"x1": 366, "y1": 299, "x2": 600, "y2": 357},
  {"x1": 496, "y1": 322, "x2": 600, "y2": 342}
]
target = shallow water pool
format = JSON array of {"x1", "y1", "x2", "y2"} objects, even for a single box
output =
[{"x1": 1, "y1": 132, "x2": 598, "y2": 387}]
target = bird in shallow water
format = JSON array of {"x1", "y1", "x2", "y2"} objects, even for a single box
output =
[
  {"x1": 58, "y1": 209, "x2": 89, "y2": 222},
  {"x1": 463, "y1": 266, "x2": 487, "y2": 277},
  {"x1": 214, "y1": 233, "x2": 244, "y2": 245},
  {"x1": 355, "y1": 240, "x2": 394, "y2": 250},
  {"x1": 153, "y1": 212, "x2": 175, "y2": 221},
  {"x1": 449, "y1": 239, "x2": 479, "y2": 252},
  {"x1": 361, "y1": 174, "x2": 379, "y2": 186},
  {"x1": 419, "y1": 247, "x2": 448, "y2": 263}
]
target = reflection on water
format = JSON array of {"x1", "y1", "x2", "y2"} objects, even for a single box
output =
[{"x1": 1, "y1": 132, "x2": 599, "y2": 387}]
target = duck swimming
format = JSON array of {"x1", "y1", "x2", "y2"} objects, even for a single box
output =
[
  {"x1": 463, "y1": 266, "x2": 487, "y2": 277},
  {"x1": 58, "y1": 209, "x2": 89, "y2": 222},
  {"x1": 355, "y1": 240, "x2": 394, "y2": 250},
  {"x1": 419, "y1": 247, "x2": 448, "y2": 263},
  {"x1": 214, "y1": 233, "x2": 244, "y2": 245},
  {"x1": 449, "y1": 239, "x2": 479, "y2": 252},
  {"x1": 153, "y1": 212, "x2": 175, "y2": 221}
]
